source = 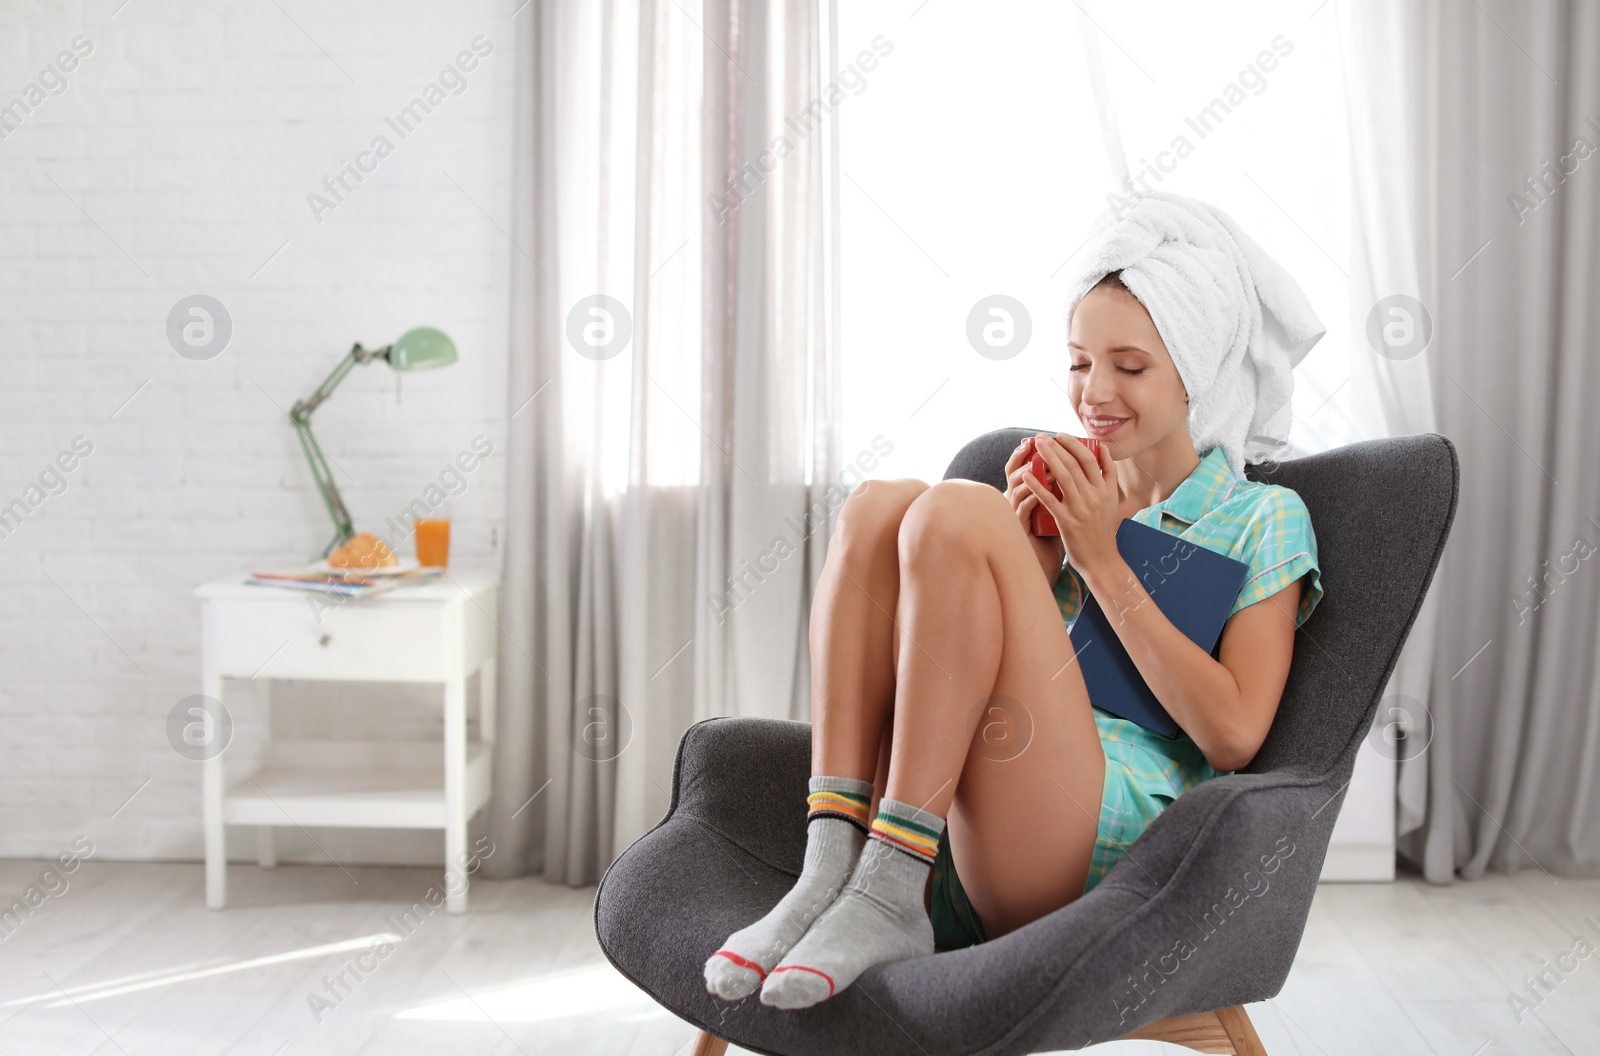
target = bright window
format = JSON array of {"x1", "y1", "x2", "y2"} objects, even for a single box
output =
[{"x1": 838, "y1": 0, "x2": 1352, "y2": 484}]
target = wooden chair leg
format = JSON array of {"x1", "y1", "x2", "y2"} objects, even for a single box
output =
[
  {"x1": 1118, "y1": 1005, "x2": 1267, "y2": 1055},
  {"x1": 691, "y1": 1028, "x2": 729, "y2": 1056}
]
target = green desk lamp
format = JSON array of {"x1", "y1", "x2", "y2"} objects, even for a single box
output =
[{"x1": 290, "y1": 327, "x2": 457, "y2": 558}]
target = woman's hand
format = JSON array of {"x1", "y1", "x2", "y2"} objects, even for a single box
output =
[
  {"x1": 1003, "y1": 439, "x2": 1066, "y2": 584},
  {"x1": 1024, "y1": 433, "x2": 1122, "y2": 579}
]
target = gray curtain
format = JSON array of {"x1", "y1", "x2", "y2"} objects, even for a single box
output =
[
  {"x1": 1346, "y1": 0, "x2": 1600, "y2": 881},
  {"x1": 488, "y1": 0, "x2": 843, "y2": 883}
]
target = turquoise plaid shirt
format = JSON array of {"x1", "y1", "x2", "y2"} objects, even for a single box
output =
[
  {"x1": 1011, "y1": 442, "x2": 1325, "y2": 789},
  {"x1": 1048, "y1": 443, "x2": 1324, "y2": 633}
]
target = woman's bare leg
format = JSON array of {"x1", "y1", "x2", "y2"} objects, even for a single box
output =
[
  {"x1": 820, "y1": 484, "x2": 933, "y2": 908},
  {"x1": 810, "y1": 478, "x2": 930, "y2": 780},
  {"x1": 703, "y1": 479, "x2": 929, "y2": 1001},
  {"x1": 757, "y1": 480, "x2": 1106, "y2": 1009},
  {"x1": 886, "y1": 479, "x2": 1105, "y2": 937},
  {"x1": 812, "y1": 475, "x2": 1105, "y2": 924}
]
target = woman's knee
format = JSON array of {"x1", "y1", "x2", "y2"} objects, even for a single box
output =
[
  {"x1": 835, "y1": 478, "x2": 930, "y2": 553},
  {"x1": 897, "y1": 480, "x2": 1002, "y2": 565}
]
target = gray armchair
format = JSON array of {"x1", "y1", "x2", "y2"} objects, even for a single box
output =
[{"x1": 595, "y1": 430, "x2": 1459, "y2": 1054}]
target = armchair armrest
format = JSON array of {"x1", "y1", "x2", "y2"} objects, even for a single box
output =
[
  {"x1": 1042, "y1": 772, "x2": 1340, "y2": 1039},
  {"x1": 669, "y1": 715, "x2": 813, "y2": 876},
  {"x1": 859, "y1": 773, "x2": 1345, "y2": 1054}
]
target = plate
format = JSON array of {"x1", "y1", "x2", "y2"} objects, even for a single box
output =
[{"x1": 310, "y1": 558, "x2": 424, "y2": 578}]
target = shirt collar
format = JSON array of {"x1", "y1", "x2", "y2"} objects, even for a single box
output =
[{"x1": 1148, "y1": 446, "x2": 1239, "y2": 526}]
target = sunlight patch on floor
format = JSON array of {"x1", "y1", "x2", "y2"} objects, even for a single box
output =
[{"x1": 395, "y1": 963, "x2": 671, "y2": 1023}]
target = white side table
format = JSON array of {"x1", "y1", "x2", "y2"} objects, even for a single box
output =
[{"x1": 194, "y1": 566, "x2": 500, "y2": 914}]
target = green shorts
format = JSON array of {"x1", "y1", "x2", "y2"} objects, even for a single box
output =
[
  {"x1": 928, "y1": 707, "x2": 1220, "y2": 950},
  {"x1": 929, "y1": 826, "x2": 988, "y2": 949}
]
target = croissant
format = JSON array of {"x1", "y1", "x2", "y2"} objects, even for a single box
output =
[{"x1": 328, "y1": 532, "x2": 398, "y2": 571}]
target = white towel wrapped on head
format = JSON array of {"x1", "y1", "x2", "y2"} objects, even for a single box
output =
[{"x1": 1062, "y1": 190, "x2": 1325, "y2": 478}]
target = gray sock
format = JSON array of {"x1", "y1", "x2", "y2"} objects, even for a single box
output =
[
  {"x1": 759, "y1": 796, "x2": 943, "y2": 1009},
  {"x1": 704, "y1": 775, "x2": 873, "y2": 1001}
]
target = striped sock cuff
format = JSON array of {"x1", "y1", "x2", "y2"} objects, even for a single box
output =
[
  {"x1": 807, "y1": 775, "x2": 874, "y2": 835},
  {"x1": 868, "y1": 797, "x2": 946, "y2": 865}
]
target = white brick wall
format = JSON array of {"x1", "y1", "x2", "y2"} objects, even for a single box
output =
[{"x1": 0, "y1": 1, "x2": 515, "y2": 866}]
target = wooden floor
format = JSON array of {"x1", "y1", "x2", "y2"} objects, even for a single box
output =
[{"x1": 0, "y1": 860, "x2": 1596, "y2": 1055}]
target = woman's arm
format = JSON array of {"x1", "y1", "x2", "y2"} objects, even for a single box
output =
[
  {"x1": 1020, "y1": 433, "x2": 1305, "y2": 771},
  {"x1": 1078, "y1": 554, "x2": 1303, "y2": 772}
]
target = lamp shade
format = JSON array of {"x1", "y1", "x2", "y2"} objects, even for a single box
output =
[{"x1": 387, "y1": 327, "x2": 457, "y2": 371}]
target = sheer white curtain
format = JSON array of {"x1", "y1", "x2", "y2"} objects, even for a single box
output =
[
  {"x1": 1336, "y1": 0, "x2": 1444, "y2": 878},
  {"x1": 490, "y1": 0, "x2": 843, "y2": 881},
  {"x1": 1341, "y1": 0, "x2": 1600, "y2": 881}
]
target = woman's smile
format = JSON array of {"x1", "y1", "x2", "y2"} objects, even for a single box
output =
[{"x1": 1086, "y1": 415, "x2": 1130, "y2": 436}]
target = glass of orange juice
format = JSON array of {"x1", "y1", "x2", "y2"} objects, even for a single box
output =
[{"x1": 414, "y1": 502, "x2": 451, "y2": 567}]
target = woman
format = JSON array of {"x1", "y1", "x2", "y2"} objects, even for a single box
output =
[{"x1": 704, "y1": 191, "x2": 1327, "y2": 1010}]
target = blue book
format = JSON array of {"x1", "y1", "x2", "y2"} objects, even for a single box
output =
[{"x1": 1067, "y1": 518, "x2": 1251, "y2": 740}]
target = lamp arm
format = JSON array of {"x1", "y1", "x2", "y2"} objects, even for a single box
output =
[
  {"x1": 290, "y1": 343, "x2": 377, "y2": 557},
  {"x1": 291, "y1": 343, "x2": 380, "y2": 423},
  {"x1": 293, "y1": 419, "x2": 355, "y2": 557}
]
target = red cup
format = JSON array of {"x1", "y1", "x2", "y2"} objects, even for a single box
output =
[{"x1": 1023, "y1": 435, "x2": 1102, "y2": 537}]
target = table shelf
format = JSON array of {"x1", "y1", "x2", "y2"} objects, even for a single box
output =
[{"x1": 225, "y1": 741, "x2": 493, "y2": 829}]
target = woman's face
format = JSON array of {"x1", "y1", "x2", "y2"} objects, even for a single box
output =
[{"x1": 1067, "y1": 284, "x2": 1190, "y2": 459}]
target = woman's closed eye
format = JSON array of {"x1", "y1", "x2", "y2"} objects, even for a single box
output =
[{"x1": 1069, "y1": 363, "x2": 1146, "y2": 375}]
